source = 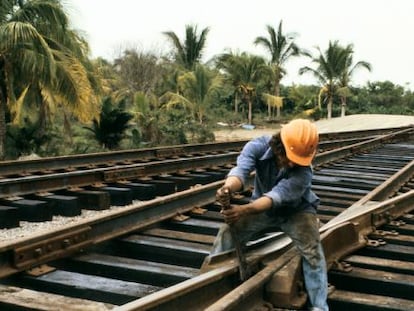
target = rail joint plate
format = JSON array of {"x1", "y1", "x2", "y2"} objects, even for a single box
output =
[
  {"x1": 155, "y1": 147, "x2": 184, "y2": 158},
  {"x1": 104, "y1": 167, "x2": 145, "y2": 181},
  {"x1": 13, "y1": 227, "x2": 91, "y2": 269}
]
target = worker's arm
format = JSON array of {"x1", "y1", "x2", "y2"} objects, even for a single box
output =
[
  {"x1": 216, "y1": 176, "x2": 243, "y2": 205},
  {"x1": 222, "y1": 196, "x2": 273, "y2": 224},
  {"x1": 222, "y1": 176, "x2": 243, "y2": 193}
]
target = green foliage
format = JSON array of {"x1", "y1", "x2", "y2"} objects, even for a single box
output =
[
  {"x1": 298, "y1": 41, "x2": 371, "y2": 118},
  {"x1": 129, "y1": 128, "x2": 142, "y2": 147},
  {"x1": 163, "y1": 24, "x2": 210, "y2": 70},
  {"x1": 54, "y1": 124, "x2": 104, "y2": 155},
  {"x1": 84, "y1": 97, "x2": 133, "y2": 150},
  {"x1": 4, "y1": 10, "x2": 414, "y2": 158},
  {"x1": 159, "y1": 110, "x2": 189, "y2": 145},
  {"x1": 285, "y1": 84, "x2": 320, "y2": 114},
  {"x1": 0, "y1": 0, "x2": 101, "y2": 159},
  {"x1": 160, "y1": 109, "x2": 215, "y2": 145},
  {"x1": 5, "y1": 119, "x2": 52, "y2": 159},
  {"x1": 215, "y1": 51, "x2": 272, "y2": 125},
  {"x1": 160, "y1": 64, "x2": 223, "y2": 124},
  {"x1": 113, "y1": 49, "x2": 164, "y2": 94},
  {"x1": 190, "y1": 125, "x2": 215, "y2": 143},
  {"x1": 254, "y1": 21, "x2": 306, "y2": 118},
  {"x1": 131, "y1": 91, "x2": 162, "y2": 145},
  {"x1": 347, "y1": 81, "x2": 414, "y2": 115}
]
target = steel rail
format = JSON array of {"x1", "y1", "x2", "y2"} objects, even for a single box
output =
[
  {"x1": 1, "y1": 127, "x2": 412, "y2": 199},
  {"x1": 134, "y1": 130, "x2": 414, "y2": 310},
  {"x1": 109, "y1": 129, "x2": 414, "y2": 310},
  {"x1": 0, "y1": 126, "x2": 412, "y2": 310},
  {"x1": 0, "y1": 152, "x2": 239, "y2": 198},
  {"x1": 117, "y1": 191, "x2": 414, "y2": 311},
  {"x1": 352, "y1": 158, "x2": 414, "y2": 204},
  {"x1": 0, "y1": 128, "x2": 410, "y2": 279},
  {"x1": 201, "y1": 188, "x2": 414, "y2": 311},
  {"x1": 115, "y1": 243, "x2": 296, "y2": 311},
  {"x1": 0, "y1": 141, "x2": 247, "y2": 177},
  {"x1": 0, "y1": 126, "x2": 407, "y2": 178},
  {"x1": 317, "y1": 125, "x2": 413, "y2": 140},
  {"x1": 317, "y1": 135, "x2": 379, "y2": 152},
  {"x1": 314, "y1": 127, "x2": 414, "y2": 166},
  {"x1": 112, "y1": 217, "x2": 295, "y2": 311},
  {"x1": 248, "y1": 141, "x2": 414, "y2": 309},
  {"x1": 0, "y1": 181, "x2": 223, "y2": 278}
]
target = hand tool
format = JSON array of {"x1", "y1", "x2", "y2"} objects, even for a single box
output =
[{"x1": 222, "y1": 188, "x2": 251, "y2": 281}]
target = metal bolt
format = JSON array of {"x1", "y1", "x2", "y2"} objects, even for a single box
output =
[{"x1": 34, "y1": 248, "x2": 43, "y2": 257}]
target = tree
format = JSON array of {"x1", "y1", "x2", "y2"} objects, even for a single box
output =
[
  {"x1": 287, "y1": 84, "x2": 321, "y2": 117},
  {"x1": 254, "y1": 20, "x2": 305, "y2": 118},
  {"x1": 357, "y1": 81, "x2": 408, "y2": 114},
  {"x1": 6, "y1": 118, "x2": 52, "y2": 158},
  {"x1": 131, "y1": 91, "x2": 162, "y2": 144},
  {"x1": 113, "y1": 48, "x2": 164, "y2": 95},
  {"x1": 214, "y1": 52, "x2": 243, "y2": 114},
  {"x1": 337, "y1": 46, "x2": 371, "y2": 116},
  {"x1": 299, "y1": 41, "x2": 350, "y2": 119},
  {"x1": 0, "y1": 0, "x2": 101, "y2": 159},
  {"x1": 163, "y1": 24, "x2": 210, "y2": 70},
  {"x1": 85, "y1": 97, "x2": 133, "y2": 150},
  {"x1": 160, "y1": 64, "x2": 223, "y2": 124},
  {"x1": 215, "y1": 51, "x2": 272, "y2": 125}
]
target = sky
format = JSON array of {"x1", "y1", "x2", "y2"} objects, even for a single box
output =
[{"x1": 65, "y1": 0, "x2": 414, "y2": 89}]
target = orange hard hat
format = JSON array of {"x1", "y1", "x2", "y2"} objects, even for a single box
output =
[{"x1": 280, "y1": 119, "x2": 319, "y2": 166}]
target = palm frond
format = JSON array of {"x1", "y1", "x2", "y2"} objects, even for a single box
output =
[
  {"x1": 52, "y1": 49, "x2": 99, "y2": 123},
  {"x1": 11, "y1": 0, "x2": 69, "y2": 32},
  {"x1": 163, "y1": 24, "x2": 209, "y2": 70},
  {"x1": 0, "y1": 21, "x2": 56, "y2": 75},
  {"x1": 0, "y1": 0, "x2": 14, "y2": 24},
  {"x1": 8, "y1": 85, "x2": 30, "y2": 125},
  {"x1": 160, "y1": 91, "x2": 193, "y2": 111},
  {"x1": 262, "y1": 93, "x2": 283, "y2": 108}
]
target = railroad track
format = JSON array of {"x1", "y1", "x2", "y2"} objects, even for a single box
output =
[
  {"x1": 0, "y1": 126, "x2": 403, "y2": 179},
  {"x1": 0, "y1": 126, "x2": 413, "y2": 310},
  {"x1": 0, "y1": 127, "x2": 393, "y2": 228}
]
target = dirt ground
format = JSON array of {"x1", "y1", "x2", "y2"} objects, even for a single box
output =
[{"x1": 214, "y1": 114, "x2": 414, "y2": 141}]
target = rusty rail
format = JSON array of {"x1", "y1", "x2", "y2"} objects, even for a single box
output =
[
  {"x1": 0, "y1": 126, "x2": 406, "y2": 178},
  {"x1": 0, "y1": 153, "x2": 238, "y2": 198},
  {"x1": 0, "y1": 126, "x2": 413, "y2": 310},
  {"x1": 0, "y1": 181, "x2": 222, "y2": 278}
]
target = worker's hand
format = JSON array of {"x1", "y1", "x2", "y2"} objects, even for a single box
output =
[
  {"x1": 221, "y1": 205, "x2": 244, "y2": 224},
  {"x1": 216, "y1": 186, "x2": 231, "y2": 208}
]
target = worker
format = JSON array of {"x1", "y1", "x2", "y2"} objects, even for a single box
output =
[{"x1": 210, "y1": 118, "x2": 328, "y2": 311}]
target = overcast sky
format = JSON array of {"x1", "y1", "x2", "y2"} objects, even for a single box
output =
[{"x1": 65, "y1": 0, "x2": 413, "y2": 89}]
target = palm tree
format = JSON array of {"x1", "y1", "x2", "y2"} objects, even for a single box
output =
[
  {"x1": 163, "y1": 24, "x2": 210, "y2": 71},
  {"x1": 0, "y1": 0, "x2": 100, "y2": 159},
  {"x1": 6, "y1": 118, "x2": 51, "y2": 157},
  {"x1": 254, "y1": 21, "x2": 304, "y2": 118},
  {"x1": 299, "y1": 41, "x2": 350, "y2": 119},
  {"x1": 92, "y1": 57, "x2": 122, "y2": 97},
  {"x1": 215, "y1": 51, "x2": 272, "y2": 125},
  {"x1": 113, "y1": 49, "x2": 163, "y2": 95},
  {"x1": 131, "y1": 91, "x2": 162, "y2": 144},
  {"x1": 160, "y1": 64, "x2": 223, "y2": 124},
  {"x1": 337, "y1": 46, "x2": 371, "y2": 116},
  {"x1": 213, "y1": 52, "x2": 243, "y2": 114},
  {"x1": 85, "y1": 97, "x2": 133, "y2": 150}
]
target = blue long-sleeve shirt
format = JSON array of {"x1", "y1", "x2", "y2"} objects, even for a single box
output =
[{"x1": 228, "y1": 135, "x2": 319, "y2": 215}]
